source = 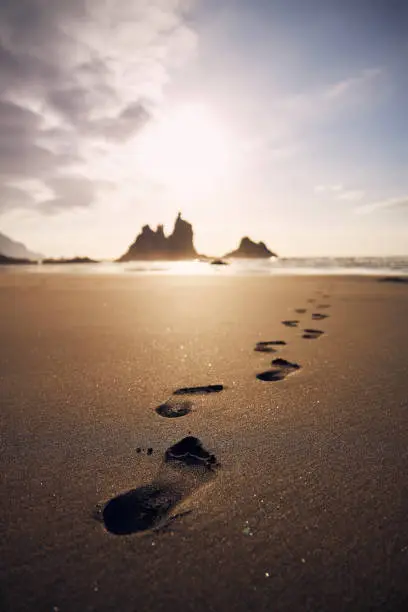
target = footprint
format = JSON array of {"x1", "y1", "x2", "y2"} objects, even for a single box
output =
[
  {"x1": 312, "y1": 313, "x2": 329, "y2": 321},
  {"x1": 282, "y1": 320, "x2": 299, "y2": 328},
  {"x1": 156, "y1": 385, "x2": 225, "y2": 418},
  {"x1": 173, "y1": 384, "x2": 224, "y2": 395},
  {"x1": 302, "y1": 328, "x2": 324, "y2": 339},
  {"x1": 136, "y1": 447, "x2": 154, "y2": 455},
  {"x1": 317, "y1": 304, "x2": 330, "y2": 309},
  {"x1": 99, "y1": 437, "x2": 219, "y2": 535},
  {"x1": 294, "y1": 308, "x2": 307, "y2": 314},
  {"x1": 165, "y1": 437, "x2": 218, "y2": 466},
  {"x1": 256, "y1": 358, "x2": 301, "y2": 382},
  {"x1": 156, "y1": 401, "x2": 192, "y2": 418},
  {"x1": 307, "y1": 299, "x2": 316, "y2": 304},
  {"x1": 254, "y1": 340, "x2": 286, "y2": 353}
]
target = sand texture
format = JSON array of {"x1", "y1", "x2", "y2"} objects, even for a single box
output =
[{"x1": 1, "y1": 273, "x2": 408, "y2": 611}]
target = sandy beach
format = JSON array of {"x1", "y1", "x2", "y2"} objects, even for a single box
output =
[{"x1": 1, "y1": 272, "x2": 408, "y2": 611}]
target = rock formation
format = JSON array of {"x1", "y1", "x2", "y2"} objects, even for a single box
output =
[
  {"x1": 167, "y1": 213, "x2": 197, "y2": 258},
  {"x1": 224, "y1": 237, "x2": 277, "y2": 259},
  {"x1": 118, "y1": 214, "x2": 277, "y2": 261},
  {"x1": 42, "y1": 257, "x2": 99, "y2": 264},
  {"x1": 118, "y1": 213, "x2": 198, "y2": 261},
  {"x1": 0, "y1": 231, "x2": 42, "y2": 260}
]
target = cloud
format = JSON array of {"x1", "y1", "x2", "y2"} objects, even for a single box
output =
[
  {"x1": 314, "y1": 184, "x2": 365, "y2": 202},
  {"x1": 314, "y1": 184, "x2": 343, "y2": 193},
  {"x1": 0, "y1": 0, "x2": 198, "y2": 215},
  {"x1": 0, "y1": 184, "x2": 35, "y2": 212},
  {"x1": 283, "y1": 67, "x2": 384, "y2": 128},
  {"x1": 324, "y1": 68, "x2": 383, "y2": 101},
  {"x1": 0, "y1": 100, "x2": 76, "y2": 183},
  {"x1": 39, "y1": 175, "x2": 96, "y2": 214},
  {"x1": 85, "y1": 103, "x2": 152, "y2": 141},
  {"x1": 337, "y1": 190, "x2": 365, "y2": 202},
  {"x1": 355, "y1": 196, "x2": 408, "y2": 215}
]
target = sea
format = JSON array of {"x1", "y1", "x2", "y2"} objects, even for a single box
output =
[{"x1": 3, "y1": 256, "x2": 408, "y2": 277}]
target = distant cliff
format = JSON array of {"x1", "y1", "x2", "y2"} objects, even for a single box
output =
[
  {"x1": 118, "y1": 213, "x2": 198, "y2": 261},
  {"x1": 224, "y1": 237, "x2": 277, "y2": 259},
  {"x1": 0, "y1": 231, "x2": 42, "y2": 260},
  {"x1": 0, "y1": 253, "x2": 36, "y2": 265}
]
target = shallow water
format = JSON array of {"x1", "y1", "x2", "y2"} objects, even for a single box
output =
[{"x1": 3, "y1": 256, "x2": 408, "y2": 277}]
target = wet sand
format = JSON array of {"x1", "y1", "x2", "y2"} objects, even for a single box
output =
[{"x1": 1, "y1": 272, "x2": 408, "y2": 611}]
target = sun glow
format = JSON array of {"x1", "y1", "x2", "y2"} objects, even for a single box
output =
[{"x1": 136, "y1": 104, "x2": 236, "y2": 195}]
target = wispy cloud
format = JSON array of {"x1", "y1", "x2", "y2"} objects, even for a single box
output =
[
  {"x1": 314, "y1": 184, "x2": 365, "y2": 202},
  {"x1": 317, "y1": 185, "x2": 408, "y2": 214},
  {"x1": 337, "y1": 190, "x2": 365, "y2": 202},
  {"x1": 355, "y1": 196, "x2": 408, "y2": 215},
  {"x1": 282, "y1": 66, "x2": 385, "y2": 130},
  {"x1": 314, "y1": 184, "x2": 343, "y2": 193},
  {"x1": 324, "y1": 68, "x2": 383, "y2": 101}
]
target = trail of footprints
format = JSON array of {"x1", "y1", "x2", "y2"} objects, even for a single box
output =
[{"x1": 96, "y1": 291, "x2": 332, "y2": 535}]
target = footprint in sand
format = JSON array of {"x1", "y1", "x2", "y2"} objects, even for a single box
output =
[
  {"x1": 156, "y1": 401, "x2": 193, "y2": 418},
  {"x1": 97, "y1": 437, "x2": 219, "y2": 535},
  {"x1": 282, "y1": 320, "x2": 299, "y2": 328},
  {"x1": 317, "y1": 304, "x2": 331, "y2": 309},
  {"x1": 312, "y1": 313, "x2": 329, "y2": 321},
  {"x1": 173, "y1": 385, "x2": 224, "y2": 395},
  {"x1": 257, "y1": 358, "x2": 301, "y2": 382},
  {"x1": 254, "y1": 340, "x2": 286, "y2": 353},
  {"x1": 156, "y1": 385, "x2": 225, "y2": 418},
  {"x1": 307, "y1": 299, "x2": 316, "y2": 304},
  {"x1": 294, "y1": 308, "x2": 307, "y2": 314},
  {"x1": 302, "y1": 328, "x2": 324, "y2": 339}
]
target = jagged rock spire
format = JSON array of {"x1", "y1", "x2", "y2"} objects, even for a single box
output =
[{"x1": 117, "y1": 213, "x2": 198, "y2": 261}]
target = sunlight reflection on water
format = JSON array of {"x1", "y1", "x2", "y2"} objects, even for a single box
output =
[{"x1": 3, "y1": 257, "x2": 408, "y2": 277}]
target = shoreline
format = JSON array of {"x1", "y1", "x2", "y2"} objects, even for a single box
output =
[{"x1": 1, "y1": 263, "x2": 408, "y2": 281}]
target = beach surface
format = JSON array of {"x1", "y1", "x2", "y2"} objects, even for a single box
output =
[{"x1": 1, "y1": 272, "x2": 408, "y2": 611}]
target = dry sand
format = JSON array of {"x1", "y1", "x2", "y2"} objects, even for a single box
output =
[{"x1": 1, "y1": 272, "x2": 408, "y2": 611}]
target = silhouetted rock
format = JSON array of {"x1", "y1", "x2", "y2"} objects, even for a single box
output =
[
  {"x1": 119, "y1": 224, "x2": 167, "y2": 261},
  {"x1": 224, "y1": 237, "x2": 277, "y2": 259},
  {"x1": 210, "y1": 259, "x2": 229, "y2": 266},
  {"x1": 42, "y1": 257, "x2": 99, "y2": 264},
  {"x1": 0, "y1": 232, "x2": 42, "y2": 260},
  {"x1": 0, "y1": 253, "x2": 37, "y2": 265},
  {"x1": 167, "y1": 213, "x2": 197, "y2": 258},
  {"x1": 118, "y1": 212, "x2": 198, "y2": 261}
]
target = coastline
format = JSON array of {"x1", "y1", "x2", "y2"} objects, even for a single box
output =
[{"x1": 1, "y1": 255, "x2": 408, "y2": 279}]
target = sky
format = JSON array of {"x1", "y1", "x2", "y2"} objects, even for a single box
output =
[{"x1": 0, "y1": 0, "x2": 407, "y2": 258}]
